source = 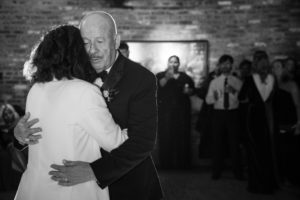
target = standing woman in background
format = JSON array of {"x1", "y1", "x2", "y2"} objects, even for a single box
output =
[
  {"x1": 272, "y1": 59, "x2": 300, "y2": 186},
  {"x1": 156, "y1": 55, "x2": 195, "y2": 169},
  {"x1": 239, "y1": 50, "x2": 279, "y2": 194}
]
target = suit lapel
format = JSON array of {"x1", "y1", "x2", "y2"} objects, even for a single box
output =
[{"x1": 102, "y1": 52, "x2": 125, "y2": 90}]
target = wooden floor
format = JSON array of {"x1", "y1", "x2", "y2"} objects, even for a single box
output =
[
  {"x1": 159, "y1": 169, "x2": 300, "y2": 200},
  {"x1": 1, "y1": 169, "x2": 299, "y2": 200}
]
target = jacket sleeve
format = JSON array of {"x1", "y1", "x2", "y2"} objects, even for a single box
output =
[
  {"x1": 205, "y1": 80, "x2": 216, "y2": 105},
  {"x1": 77, "y1": 86, "x2": 128, "y2": 152},
  {"x1": 90, "y1": 72, "x2": 158, "y2": 188}
]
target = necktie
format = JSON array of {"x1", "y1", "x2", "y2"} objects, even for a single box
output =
[
  {"x1": 224, "y1": 77, "x2": 229, "y2": 109},
  {"x1": 98, "y1": 70, "x2": 108, "y2": 82}
]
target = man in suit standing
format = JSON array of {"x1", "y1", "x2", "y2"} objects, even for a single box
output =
[
  {"x1": 14, "y1": 11, "x2": 163, "y2": 200},
  {"x1": 206, "y1": 55, "x2": 243, "y2": 181}
]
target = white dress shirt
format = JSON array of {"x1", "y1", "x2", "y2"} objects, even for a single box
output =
[
  {"x1": 253, "y1": 73, "x2": 274, "y2": 102},
  {"x1": 206, "y1": 74, "x2": 242, "y2": 110}
]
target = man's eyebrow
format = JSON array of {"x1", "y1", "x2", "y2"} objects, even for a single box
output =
[{"x1": 83, "y1": 37, "x2": 105, "y2": 40}]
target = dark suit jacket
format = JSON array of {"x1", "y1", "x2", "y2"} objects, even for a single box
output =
[{"x1": 90, "y1": 53, "x2": 163, "y2": 200}]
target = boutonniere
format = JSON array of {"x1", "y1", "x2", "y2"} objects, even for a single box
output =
[
  {"x1": 102, "y1": 88, "x2": 119, "y2": 103},
  {"x1": 94, "y1": 77, "x2": 104, "y2": 88},
  {"x1": 93, "y1": 78, "x2": 119, "y2": 103}
]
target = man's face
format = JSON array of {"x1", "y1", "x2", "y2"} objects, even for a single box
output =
[
  {"x1": 220, "y1": 60, "x2": 232, "y2": 74},
  {"x1": 3, "y1": 108, "x2": 15, "y2": 125},
  {"x1": 80, "y1": 19, "x2": 117, "y2": 73},
  {"x1": 285, "y1": 60, "x2": 295, "y2": 73},
  {"x1": 167, "y1": 57, "x2": 180, "y2": 72},
  {"x1": 272, "y1": 61, "x2": 283, "y2": 78}
]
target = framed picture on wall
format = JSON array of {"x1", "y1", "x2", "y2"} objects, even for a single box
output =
[{"x1": 125, "y1": 40, "x2": 209, "y2": 88}]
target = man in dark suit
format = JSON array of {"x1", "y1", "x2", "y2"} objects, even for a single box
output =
[{"x1": 14, "y1": 11, "x2": 163, "y2": 200}]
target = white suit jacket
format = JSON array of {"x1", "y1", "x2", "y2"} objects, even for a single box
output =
[{"x1": 15, "y1": 79, "x2": 127, "y2": 200}]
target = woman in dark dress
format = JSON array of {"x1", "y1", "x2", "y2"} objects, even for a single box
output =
[
  {"x1": 239, "y1": 51, "x2": 279, "y2": 194},
  {"x1": 156, "y1": 55, "x2": 195, "y2": 169},
  {"x1": 272, "y1": 59, "x2": 300, "y2": 185}
]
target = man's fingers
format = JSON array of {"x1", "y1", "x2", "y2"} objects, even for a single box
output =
[
  {"x1": 19, "y1": 112, "x2": 30, "y2": 123},
  {"x1": 26, "y1": 118, "x2": 39, "y2": 128},
  {"x1": 50, "y1": 175, "x2": 60, "y2": 182},
  {"x1": 49, "y1": 170, "x2": 66, "y2": 177},
  {"x1": 27, "y1": 134, "x2": 42, "y2": 141},
  {"x1": 50, "y1": 164, "x2": 66, "y2": 172},
  {"x1": 58, "y1": 181, "x2": 73, "y2": 186},
  {"x1": 25, "y1": 128, "x2": 43, "y2": 138},
  {"x1": 21, "y1": 134, "x2": 42, "y2": 145},
  {"x1": 63, "y1": 160, "x2": 78, "y2": 166},
  {"x1": 50, "y1": 172, "x2": 73, "y2": 186},
  {"x1": 31, "y1": 127, "x2": 43, "y2": 133},
  {"x1": 27, "y1": 139, "x2": 39, "y2": 145}
]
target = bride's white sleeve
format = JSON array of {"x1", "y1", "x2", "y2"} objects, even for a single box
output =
[{"x1": 77, "y1": 85, "x2": 128, "y2": 152}]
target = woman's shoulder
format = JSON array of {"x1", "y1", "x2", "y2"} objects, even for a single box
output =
[
  {"x1": 63, "y1": 79, "x2": 101, "y2": 97},
  {"x1": 65, "y1": 79, "x2": 96, "y2": 89}
]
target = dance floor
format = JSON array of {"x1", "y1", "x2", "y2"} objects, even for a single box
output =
[{"x1": 1, "y1": 168, "x2": 299, "y2": 200}]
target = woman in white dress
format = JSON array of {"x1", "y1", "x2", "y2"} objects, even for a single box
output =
[{"x1": 14, "y1": 25, "x2": 128, "y2": 200}]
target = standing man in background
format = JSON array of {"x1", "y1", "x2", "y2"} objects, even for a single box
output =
[{"x1": 206, "y1": 54, "x2": 243, "y2": 180}]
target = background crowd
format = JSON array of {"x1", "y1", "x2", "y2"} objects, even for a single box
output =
[{"x1": 1, "y1": 45, "x2": 300, "y2": 195}]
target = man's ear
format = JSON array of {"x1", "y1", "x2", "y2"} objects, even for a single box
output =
[{"x1": 115, "y1": 34, "x2": 121, "y2": 50}]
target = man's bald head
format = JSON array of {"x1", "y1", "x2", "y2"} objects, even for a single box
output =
[
  {"x1": 79, "y1": 11, "x2": 121, "y2": 73},
  {"x1": 79, "y1": 11, "x2": 118, "y2": 36}
]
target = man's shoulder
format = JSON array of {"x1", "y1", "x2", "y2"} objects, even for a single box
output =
[{"x1": 124, "y1": 59, "x2": 155, "y2": 80}]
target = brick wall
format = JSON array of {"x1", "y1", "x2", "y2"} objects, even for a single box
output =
[
  {"x1": 1, "y1": 0, "x2": 300, "y2": 106},
  {"x1": 1, "y1": 0, "x2": 299, "y2": 166}
]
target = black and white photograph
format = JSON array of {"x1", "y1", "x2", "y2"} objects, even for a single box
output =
[{"x1": 0, "y1": 0, "x2": 300, "y2": 199}]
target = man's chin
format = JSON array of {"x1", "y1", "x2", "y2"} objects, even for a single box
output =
[{"x1": 91, "y1": 64, "x2": 105, "y2": 72}]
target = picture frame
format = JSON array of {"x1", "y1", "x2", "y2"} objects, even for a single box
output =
[{"x1": 125, "y1": 40, "x2": 209, "y2": 87}]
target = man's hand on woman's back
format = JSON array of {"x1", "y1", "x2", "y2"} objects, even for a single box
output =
[{"x1": 14, "y1": 112, "x2": 42, "y2": 145}]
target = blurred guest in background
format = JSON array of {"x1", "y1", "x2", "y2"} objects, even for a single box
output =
[
  {"x1": 119, "y1": 41, "x2": 129, "y2": 58},
  {"x1": 272, "y1": 58, "x2": 300, "y2": 186},
  {"x1": 238, "y1": 59, "x2": 252, "y2": 82},
  {"x1": 237, "y1": 59, "x2": 252, "y2": 167},
  {"x1": 239, "y1": 50, "x2": 279, "y2": 194},
  {"x1": 0, "y1": 104, "x2": 26, "y2": 191},
  {"x1": 156, "y1": 55, "x2": 195, "y2": 169},
  {"x1": 284, "y1": 57, "x2": 300, "y2": 87},
  {"x1": 195, "y1": 68, "x2": 218, "y2": 159},
  {"x1": 206, "y1": 54, "x2": 243, "y2": 180}
]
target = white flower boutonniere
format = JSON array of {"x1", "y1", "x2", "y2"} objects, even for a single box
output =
[
  {"x1": 94, "y1": 77, "x2": 104, "y2": 88},
  {"x1": 102, "y1": 88, "x2": 119, "y2": 103},
  {"x1": 103, "y1": 90, "x2": 109, "y2": 98},
  {"x1": 93, "y1": 78, "x2": 119, "y2": 103}
]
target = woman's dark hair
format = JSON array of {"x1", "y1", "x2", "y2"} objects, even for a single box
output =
[
  {"x1": 23, "y1": 25, "x2": 97, "y2": 83},
  {"x1": 119, "y1": 41, "x2": 129, "y2": 50},
  {"x1": 238, "y1": 59, "x2": 252, "y2": 79},
  {"x1": 168, "y1": 55, "x2": 180, "y2": 63},
  {"x1": 252, "y1": 50, "x2": 270, "y2": 74},
  {"x1": 239, "y1": 59, "x2": 252, "y2": 70},
  {"x1": 218, "y1": 54, "x2": 234, "y2": 64}
]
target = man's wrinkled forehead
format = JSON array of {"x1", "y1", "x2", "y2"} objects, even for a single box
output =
[{"x1": 79, "y1": 11, "x2": 117, "y2": 35}]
